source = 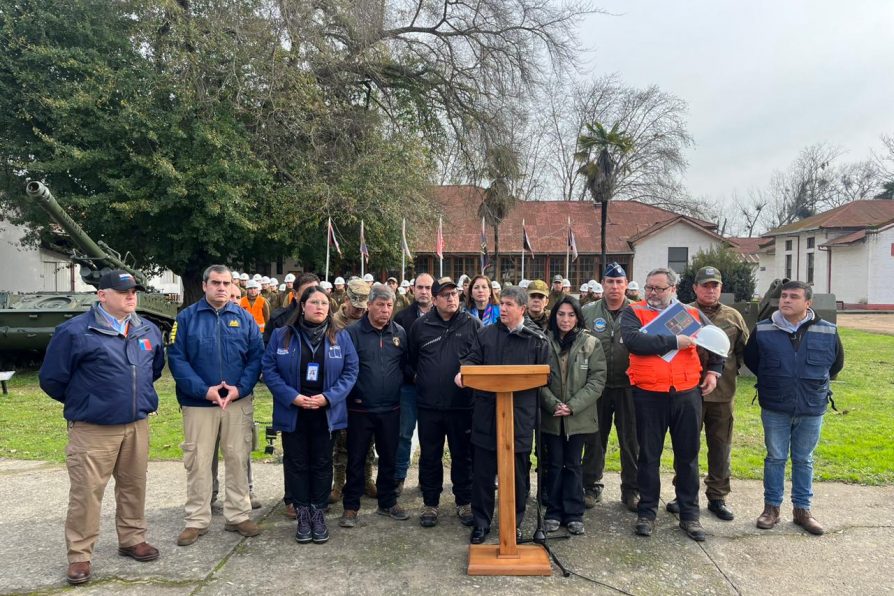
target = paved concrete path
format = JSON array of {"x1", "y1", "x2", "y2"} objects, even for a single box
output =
[{"x1": 1, "y1": 459, "x2": 892, "y2": 595}]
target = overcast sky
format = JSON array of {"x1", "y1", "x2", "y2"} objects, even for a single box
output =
[{"x1": 578, "y1": 0, "x2": 894, "y2": 204}]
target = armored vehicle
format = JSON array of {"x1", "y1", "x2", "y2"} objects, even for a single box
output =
[{"x1": 0, "y1": 182, "x2": 177, "y2": 363}]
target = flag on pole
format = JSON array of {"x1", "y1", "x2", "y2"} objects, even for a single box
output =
[
  {"x1": 360, "y1": 220, "x2": 369, "y2": 264},
  {"x1": 401, "y1": 218, "x2": 413, "y2": 260},
  {"x1": 436, "y1": 217, "x2": 445, "y2": 260},
  {"x1": 522, "y1": 220, "x2": 534, "y2": 257},
  {"x1": 568, "y1": 226, "x2": 579, "y2": 262},
  {"x1": 328, "y1": 218, "x2": 342, "y2": 256},
  {"x1": 480, "y1": 217, "x2": 488, "y2": 273}
]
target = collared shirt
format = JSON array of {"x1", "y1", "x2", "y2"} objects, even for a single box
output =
[
  {"x1": 96, "y1": 303, "x2": 130, "y2": 336},
  {"x1": 771, "y1": 308, "x2": 814, "y2": 334}
]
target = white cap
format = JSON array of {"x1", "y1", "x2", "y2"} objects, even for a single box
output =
[
  {"x1": 628, "y1": 281, "x2": 640, "y2": 291},
  {"x1": 320, "y1": 280, "x2": 333, "y2": 290},
  {"x1": 363, "y1": 273, "x2": 374, "y2": 283},
  {"x1": 334, "y1": 276, "x2": 345, "y2": 285},
  {"x1": 372, "y1": 281, "x2": 382, "y2": 287},
  {"x1": 400, "y1": 280, "x2": 410, "y2": 287},
  {"x1": 590, "y1": 282, "x2": 603, "y2": 293},
  {"x1": 491, "y1": 280, "x2": 501, "y2": 290},
  {"x1": 562, "y1": 278, "x2": 571, "y2": 288},
  {"x1": 252, "y1": 274, "x2": 262, "y2": 281},
  {"x1": 261, "y1": 276, "x2": 271, "y2": 285},
  {"x1": 246, "y1": 280, "x2": 260, "y2": 289},
  {"x1": 284, "y1": 273, "x2": 296, "y2": 283},
  {"x1": 239, "y1": 273, "x2": 249, "y2": 281},
  {"x1": 270, "y1": 278, "x2": 278, "y2": 285},
  {"x1": 278, "y1": 284, "x2": 285, "y2": 292},
  {"x1": 580, "y1": 283, "x2": 589, "y2": 292},
  {"x1": 519, "y1": 279, "x2": 530, "y2": 288}
]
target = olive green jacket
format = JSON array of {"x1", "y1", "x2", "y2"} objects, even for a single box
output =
[
  {"x1": 540, "y1": 331, "x2": 607, "y2": 438},
  {"x1": 689, "y1": 302, "x2": 749, "y2": 402},
  {"x1": 581, "y1": 298, "x2": 631, "y2": 388}
]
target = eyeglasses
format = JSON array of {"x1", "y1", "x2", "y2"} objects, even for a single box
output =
[
  {"x1": 437, "y1": 290, "x2": 459, "y2": 299},
  {"x1": 644, "y1": 285, "x2": 671, "y2": 293}
]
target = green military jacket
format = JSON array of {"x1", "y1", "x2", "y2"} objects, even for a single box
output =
[
  {"x1": 689, "y1": 301, "x2": 749, "y2": 402},
  {"x1": 540, "y1": 330, "x2": 607, "y2": 438},
  {"x1": 581, "y1": 298, "x2": 631, "y2": 388}
]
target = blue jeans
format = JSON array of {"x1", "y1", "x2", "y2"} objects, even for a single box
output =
[
  {"x1": 761, "y1": 409, "x2": 824, "y2": 509},
  {"x1": 395, "y1": 384, "x2": 417, "y2": 480}
]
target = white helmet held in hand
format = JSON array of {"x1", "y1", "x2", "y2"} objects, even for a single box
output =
[{"x1": 692, "y1": 325, "x2": 731, "y2": 357}]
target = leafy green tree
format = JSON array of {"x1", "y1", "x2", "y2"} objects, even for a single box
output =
[{"x1": 676, "y1": 245, "x2": 756, "y2": 304}]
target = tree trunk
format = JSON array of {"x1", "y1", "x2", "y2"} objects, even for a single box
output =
[
  {"x1": 493, "y1": 224, "x2": 501, "y2": 282},
  {"x1": 181, "y1": 266, "x2": 205, "y2": 308},
  {"x1": 600, "y1": 200, "x2": 608, "y2": 280}
]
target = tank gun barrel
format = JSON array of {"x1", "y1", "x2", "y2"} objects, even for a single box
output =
[{"x1": 25, "y1": 181, "x2": 148, "y2": 288}]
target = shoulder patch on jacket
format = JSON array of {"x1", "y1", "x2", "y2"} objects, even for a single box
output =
[{"x1": 229, "y1": 319, "x2": 240, "y2": 327}]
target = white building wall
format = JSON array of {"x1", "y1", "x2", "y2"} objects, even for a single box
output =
[
  {"x1": 828, "y1": 244, "x2": 869, "y2": 304},
  {"x1": 631, "y1": 222, "x2": 723, "y2": 286},
  {"x1": 755, "y1": 247, "x2": 777, "y2": 295},
  {"x1": 867, "y1": 225, "x2": 894, "y2": 305}
]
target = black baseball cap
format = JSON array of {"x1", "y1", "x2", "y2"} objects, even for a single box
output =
[
  {"x1": 432, "y1": 276, "x2": 458, "y2": 296},
  {"x1": 98, "y1": 270, "x2": 145, "y2": 292}
]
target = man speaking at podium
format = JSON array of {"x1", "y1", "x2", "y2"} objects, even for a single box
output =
[
  {"x1": 456, "y1": 285, "x2": 550, "y2": 544},
  {"x1": 620, "y1": 267, "x2": 724, "y2": 542}
]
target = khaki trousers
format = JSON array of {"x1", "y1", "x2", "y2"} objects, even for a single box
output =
[
  {"x1": 181, "y1": 400, "x2": 253, "y2": 528},
  {"x1": 65, "y1": 418, "x2": 149, "y2": 563}
]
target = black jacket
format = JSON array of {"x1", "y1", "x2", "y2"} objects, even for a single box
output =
[
  {"x1": 460, "y1": 320, "x2": 550, "y2": 452},
  {"x1": 345, "y1": 317, "x2": 409, "y2": 413},
  {"x1": 394, "y1": 304, "x2": 427, "y2": 341},
  {"x1": 408, "y1": 308, "x2": 481, "y2": 410},
  {"x1": 264, "y1": 300, "x2": 298, "y2": 345}
]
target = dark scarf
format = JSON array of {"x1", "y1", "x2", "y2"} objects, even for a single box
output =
[
  {"x1": 698, "y1": 302, "x2": 721, "y2": 317},
  {"x1": 556, "y1": 328, "x2": 579, "y2": 354},
  {"x1": 298, "y1": 317, "x2": 328, "y2": 347}
]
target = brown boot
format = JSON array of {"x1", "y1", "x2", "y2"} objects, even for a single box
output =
[
  {"x1": 793, "y1": 508, "x2": 824, "y2": 535},
  {"x1": 756, "y1": 504, "x2": 780, "y2": 529}
]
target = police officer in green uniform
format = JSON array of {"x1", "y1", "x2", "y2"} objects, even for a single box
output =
[
  {"x1": 526, "y1": 280, "x2": 551, "y2": 331},
  {"x1": 547, "y1": 274, "x2": 566, "y2": 309},
  {"x1": 581, "y1": 262, "x2": 639, "y2": 511}
]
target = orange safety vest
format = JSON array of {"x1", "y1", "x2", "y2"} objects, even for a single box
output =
[
  {"x1": 239, "y1": 295, "x2": 267, "y2": 332},
  {"x1": 626, "y1": 301, "x2": 703, "y2": 392},
  {"x1": 283, "y1": 292, "x2": 294, "y2": 307}
]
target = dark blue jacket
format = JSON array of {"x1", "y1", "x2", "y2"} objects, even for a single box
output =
[
  {"x1": 345, "y1": 317, "x2": 408, "y2": 413},
  {"x1": 263, "y1": 325, "x2": 358, "y2": 433},
  {"x1": 39, "y1": 305, "x2": 165, "y2": 424},
  {"x1": 744, "y1": 313, "x2": 844, "y2": 416},
  {"x1": 167, "y1": 298, "x2": 264, "y2": 407}
]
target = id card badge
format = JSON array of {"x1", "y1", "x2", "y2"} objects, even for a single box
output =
[{"x1": 306, "y1": 362, "x2": 320, "y2": 382}]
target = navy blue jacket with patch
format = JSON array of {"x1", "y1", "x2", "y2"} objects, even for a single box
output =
[
  {"x1": 345, "y1": 316, "x2": 409, "y2": 413},
  {"x1": 39, "y1": 305, "x2": 165, "y2": 424},
  {"x1": 167, "y1": 298, "x2": 264, "y2": 407}
]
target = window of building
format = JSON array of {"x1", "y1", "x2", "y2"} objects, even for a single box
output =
[
  {"x1": 785, "y1": 254, "x2": 793, "y2": 279},
  {"x1": 807, "y1": 237, "x2": 815, "y2": 249},
  {"x1": 570, "y1": 256, "x2": 596, "y2": 288},
  {"x1": 547, "y1": 256, "x2": 565, "y2": 281},
  {"x1": 276, "y1": 257, "x2": 283, "y2": 275},
  {"x1": 806, "y1": 252, "x2": 814, "y2": 284},
  {"x1": 667, "y1": 247, "x2": 688, "y2": 273},
  {"x1": 785, "y1": 239, "x2": 793, "y2": 251}
]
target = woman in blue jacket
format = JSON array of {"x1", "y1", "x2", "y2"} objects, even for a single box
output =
[
  {"x1": 464, "y1": 274, "x2": 500, "y2": 326},
  {"x1": 262, "y1": 285, "x2": 358, "y2": 544}
]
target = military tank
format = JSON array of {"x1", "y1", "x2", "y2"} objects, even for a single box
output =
[
  {"x1": 0, "y1": 182, "x2": 178, "y2": 364},
  {"x1": 721, "y1": 277, "x2": 837, "y2": 329}
]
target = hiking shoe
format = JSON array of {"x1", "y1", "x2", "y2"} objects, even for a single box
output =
[
  {"x1": 470, "y1": 526, "x2": 490, "y2": 544},
  {"x1": 456, "y1": 504, "x2": 474, "y2": 526},
  {"x1": 250, "y1": 492, "x2": 262, "y2": 510},
  {"x1": 365, "y1": 479, "x2": 378, "y2": 498},
  {"x1": 584, "y1": 486, "x2": 602, "y2": 509},
  {"x1": 117, "y1": 542, "x2": 160, "y2": 562},
  {"x1": 328, "y1": 486, "x2": 342, "y2": 504},
  {"x1": 621, "y1": 491, "x2": 640, "y2": 513},
  {"x1": 543, "y1": 518, "x2": 560, "y2": 532},
  {"x1": 395, "y1": 479, "x2": 405, "y2": 497},
  {"x1": 296, "y1": 506, "x2": 312, "y2": 543},
  {"x1": 285, "y1": 503, "x2": 297, "y2": 519},
  {"x1": 756, "y1": 504, "x2": 780, "y2": 530},
  {"x1": 666, "y1": 499, "x2": 680, "y2": 514},
  {"x1": 224, "y1": 520, "x2": 262, "y2": 537},
  {"x1": 634, "y1": 516, "x2": 655, "y2": 537},
  {"x1": 708, "y1": 499, "x2": 734, "y2": 521},
  {"x1": 680, "y1": 520, "x2": 706, "y2": 542},
  {"x1": 567, "y1": 521, "x2": 585, "y2": 535},
  {"x1": 176, "y1": 526, "x2": 208, "y2": 546},
  {"x1": 793, "y1": 508, "x2": 824, "y2": 535},
  {"x1": 377, "y1": 504, "x2": 410, "y2": 521},
  {"x1": 339, "y1": 509, "x2": 358, "y2": 528},
  {"x1": 310, "y1": 506, "x2": 329, "y2": 543},
  {"x1": 420, "y1": 506, "x2": 439, "y2": 528}
]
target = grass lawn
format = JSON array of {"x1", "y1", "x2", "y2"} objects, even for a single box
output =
[{"x1": 1, "y1": 328, "x2": 892, "y2": 485}]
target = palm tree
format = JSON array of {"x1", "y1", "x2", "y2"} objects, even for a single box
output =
[
  {"x1": 575, "y1": 121, "x2": 634, "y2": 279},
  {"x1": 478, "y1": 144, "x2": 520, "y2": 280}
]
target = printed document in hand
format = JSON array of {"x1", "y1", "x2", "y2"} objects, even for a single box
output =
[{"x1": 640, "y1": 301, "x2": 702, "y2": 362}]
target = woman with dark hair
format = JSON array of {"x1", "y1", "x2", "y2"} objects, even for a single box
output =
[
  {"x1": 262, "y1": 285, "x2": 358, "y2": 544},
  {"x1": 540, "y1": 296, "x2": 606, "y2": 535},
  {"x1": 465, "y1": 275, "x2": 500, "y2": 326}
]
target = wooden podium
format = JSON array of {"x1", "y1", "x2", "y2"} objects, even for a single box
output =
[{"x1": 461, "y1": 364, "x2": 552, "y2": 576}]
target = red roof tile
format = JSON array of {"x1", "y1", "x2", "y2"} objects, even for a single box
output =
[
  {"x1": 727, "y1": 237, "x2": 766, "y2": 255},
  {"x1": 412, "y1": 185, "x2": 718, "y2": 255},
  {"x1": 819, "y1": 229, "x2": 867, "y2": 247},
  {"x1": 764, "y1": 200, "x2": 894, "y2": 236}
]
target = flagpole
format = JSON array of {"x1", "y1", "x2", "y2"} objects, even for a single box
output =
[
  {"x1": 325, "y1": 217, "x2": 331, "y2": 282},
  {"x1": 565, "y1": 216, "x2": 570, "y2": 281},
  {"x1": 360, "y1": 220, "x2": 365, "y2": 278},
  {"x1": 521, "y1": 218, "x2": 525, "y2": 281},
  {"x1": 401, "y1": 218, "x2": 406, "y2": 282},
  {"x1": 438, "y1": 216, "x2": 444, "y2": 278}
]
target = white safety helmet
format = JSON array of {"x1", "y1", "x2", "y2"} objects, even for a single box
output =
[
  {"x1": 579, "y1": 283, "x2": 589, "y2": 293},
  {"x1": 320, "y1": 280, "x2": 333, "y2": 290},
  {"x1": 562, "y1": 278, "x2": 571, "y2": 288},
  {"x1": 284, "y1": 273, "x2": 296, "y2": 283},
  {"x1": 457, "y1": 274, "x2": 471, "y2": 287},
  {"x1": 491, "y1": 280, "x2": 501, "y2": 290},
  {"x1": 588, "y1": 279, "x2": 598, "y2": 287},
  {"x1": 398, "y1": 286, "x2": 407, "y2": 295},
  {"x1": 270, "y1": 278, "x2": 278, "y2": 286},
  {"x1": 628, "y1": 281, "x2": 640, "y2": 291},
  {"x1": 231, "y1": 271, "x2": 240, "y2": 279},
  {"x1": 409, "y1": 278, "x2": 415, "y2": 285},
  {"x1": 252, "y1": 273, "x2": 262, "y2": 281},
  {"x1": 334, "y1": 276, "x2": 346, "y2": 286},
  {"x1": 590, "y1": 282, "x2": 603, "y2": 293},
  {"x1": 693, "y1": 325, "x2": 731, "y2": 357},
  {"x1": 519, "y1": 279, "x2": 530, "y2": 288},
  {"x1": 246, "y1": 280, "x2": 260, "y2": 290},
  {"x1": 261, "y1": 276, "x2": 271, "y2": 285},
  {"x1": 400, "y1": 280, "x2": 411, "y2": 288},
  {"x1": 239, "y1": 273, "x2": 249, "y2": 281},
  {"x1": 278, "y1": 284, "x2": 285, "y2": 292},
  {"x1": 363, "y1": 273, "x2": 374, "y2": 283}
]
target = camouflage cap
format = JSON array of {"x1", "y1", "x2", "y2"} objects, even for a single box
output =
[
  {"x1": 695, "y1": 266, "x2": 723, "y2": 285},
  {"x1": 346, "y1": 278, "x2": 370, "y2": 309},
  {"x1": 527, "y1": 279, "x2": 549, "y2": 297}
]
